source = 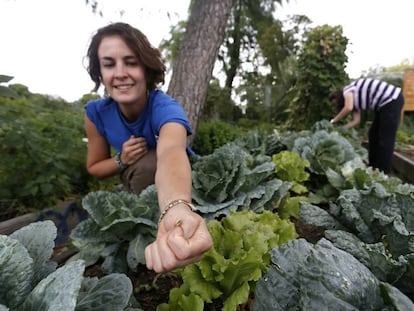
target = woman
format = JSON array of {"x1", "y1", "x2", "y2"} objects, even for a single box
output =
[
  {"x1": 84, "y1": 22, "x2": 212, "y2": 273},
  {"x1": 329, "y1": 78, "x2": 404, "y2": 174}
]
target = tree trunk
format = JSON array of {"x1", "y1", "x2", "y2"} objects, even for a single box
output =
[{"x1": 167, "y1": 0, "x2": 235, "y2": 143}]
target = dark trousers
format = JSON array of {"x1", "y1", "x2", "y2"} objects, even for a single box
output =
[{"x1": 368, "y1": 93, "x2": 404, "y2": 173}]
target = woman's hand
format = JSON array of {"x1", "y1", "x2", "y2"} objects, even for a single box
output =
[
  {"x1": 145, "y1": 205, "x2": 213, "y2": 273},
  {"x1": 121, "y1": 135, "x2": 148, "y2": 165}
]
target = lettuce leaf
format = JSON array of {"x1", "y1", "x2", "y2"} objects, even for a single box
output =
[{"x1": 162, "y1": 210, "x2": 297, "y2": 311}]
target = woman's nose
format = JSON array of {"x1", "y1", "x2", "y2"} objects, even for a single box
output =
[{"x1": 114, "y1": 64, "x2": 127, "y2": 78}]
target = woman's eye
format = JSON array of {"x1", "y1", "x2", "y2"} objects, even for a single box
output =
[
  {"x1": 126, "y1": 61, "x2": 139, "y2": 67},
  {"x1": 102, "y1": 63, "x2": 114, "y2": 68}
]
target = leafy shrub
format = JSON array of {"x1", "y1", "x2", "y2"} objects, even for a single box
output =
[
  {"x1": 232, "y1": 129, "x2": 285, "y2": 158},
  {"x1": 0, "y1": 92, "x2": 97, "y2": 211},
  {"x1": 192, "y1": 121, "x2": 242, "y2": 155},
  {"x1": 236, "y1": 118, "x2": 275, "y2": 134},
  {"x1": 0, "y1": 75, "x2": 18, "y2": 98},
  {"x1": 293, "y1": 24, "x2": 349, "y2": 129}
]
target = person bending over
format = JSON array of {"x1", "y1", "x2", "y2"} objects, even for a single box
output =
[{"x1": 329, "y1": 78, "x2": 404, "y2": 174}]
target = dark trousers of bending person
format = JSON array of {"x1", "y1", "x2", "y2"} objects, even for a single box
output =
[{"x1": 368, "y1": 93, "x2": 404, "y2": 174}]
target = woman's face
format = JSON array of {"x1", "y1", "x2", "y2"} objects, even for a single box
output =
[{"x1": 98, "y1": 35, "x2": 146, "y2": 106}]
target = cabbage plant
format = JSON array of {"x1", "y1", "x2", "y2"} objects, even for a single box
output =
[
  {"x1": 254, "y1": 238, "x2": 414, "y2": 310},
  {"x1": 0, "y1": 220, "x2": 141, "y2": 310},
  {"x1": 69, "y1": 188, "x2": 159, "y2": 274}
]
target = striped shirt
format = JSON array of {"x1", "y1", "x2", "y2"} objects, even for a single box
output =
[{"x1": 343, "y1": 78, "x2": 401, "y2": 110}]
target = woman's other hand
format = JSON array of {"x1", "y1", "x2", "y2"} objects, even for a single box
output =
[{"x1": 121, "y1": 135, "x2": 148, "y2": 165}]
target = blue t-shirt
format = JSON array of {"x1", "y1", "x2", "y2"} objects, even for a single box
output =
[{"x1": 85, "y1": 89, "x2": 194, "y2": 154}]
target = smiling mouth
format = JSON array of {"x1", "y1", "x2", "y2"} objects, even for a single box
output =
[{"x1": 114, "y1": 84, "x2": 133, "y2": 90}]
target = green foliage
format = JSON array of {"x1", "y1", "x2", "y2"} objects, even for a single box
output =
[
  {"x1": 272, "y1": 150, "x2": 310, "y2": 194},
  {"x1": 159, "y1": 210, "x2": 297, "y2": 311},
  {"x1": 396, "y1": 115, "x2": 414, "y2": 151},
  {"x1": 0, "y1": 221, "x2": 141, "y2": 310},
  {"x1": 219, "y1": 0, "x2": 284, "y2": 94},
  {"x1": 69, "y1": 188, "x2": 159, "y2": 274},
  {"x1": 232, "y1": 128, "x2": 285, "y2": 157},
  {"x1": 236, "y1": 118, "x2": 275, "y2": 133},
  {"x1": 300, "y1": 177, "x2": 414, "y2": 299},
  {"x1": 254, "y1": 238, "x2": 414, "y2": 310},
  {"x1": 363, "y1": 58, "x2": 414, "y2": 78},
  {"x1": 161, "y1": 2, "x2": 307, "y2": 128},
  {"x1": 292, "y1": 130, "x2": 362, "y2": 176},
  {"x1": 267, "y1": 121, "x2": 414, "y2": 299},
  {"x1": 77, "y1": 92, "x2": 101, "y2": 106},
  {"x1": 0, "y1": 75, "x2": 18, "y2": 98},
  {"x1": 385, "y1": 58, "x2": 414, "y2": 72},
  {"x1": 159, "y1": 20, "x2": 187, "y2": 66},
  {"x1": 293, "y1": 25, "x2": 349, "y2": 129},
  {"x1": 192, "y1": 121, "x2": 242, "y2": 155},
  {"x1": 191, "y1": 142, "x2": 291, "y2": 220},
  {"x1": 26, "y1": 120, "x2": 414, "y2": 308},
  {"x1": 278, "y1": 195, "x2": 308, "y2": 219},
  {"x1": 241, "y1": 14, "x2": 311, "y2": 127},
  {"x1": 203, "y1": 80, "x2": 243, "y2": 123},
  {"x1": 0, "y1": 87, "x2": 117, "y2": 212},
  {"x1": 0, "y1": 89, "x2": 100, "y2": 211}
]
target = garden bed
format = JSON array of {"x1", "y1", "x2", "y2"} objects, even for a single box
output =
[
  {"x1": 0, "y1": 200, "x2": 87, "y2": 244},
  {"x1": 392, "y1": 149, "x2": 414, "y2": 183},
  {"x1": 1, "y1": 147, "x2": 413, "y2": 310},
  {"x1": 49, "y1": 218, "x2": 321, "y2": 311}
]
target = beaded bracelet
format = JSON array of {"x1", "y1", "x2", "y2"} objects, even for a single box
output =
[{"x1": 158, "y1": 199, "x2": 197, "y2": 225}]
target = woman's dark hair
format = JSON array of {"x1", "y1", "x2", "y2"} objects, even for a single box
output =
[
  {"x1": 329, "y1": 89, "x2": 345, "y2": 112},
  {"x1": 86, "y1": 22, "x2": 166, "y2": 92}
]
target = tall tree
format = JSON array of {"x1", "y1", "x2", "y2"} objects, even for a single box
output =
[
  {"x1": 167, "y1": 0, "x2": 235, "y2": 139},
  {"x1": 161, "y1": 0, "x2": 295, "y2": 132},
  {"x1": 293, "y1": 25, "x2": 349, "y2": 129},
  {"x1": 219, "y1": 0, "x2": 286, "y2": 98}
]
